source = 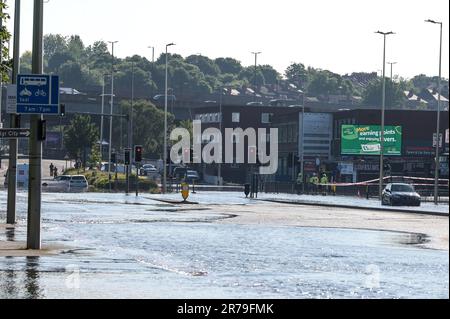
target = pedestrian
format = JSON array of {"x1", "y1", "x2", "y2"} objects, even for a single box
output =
[
  {"x1": 49, "y1": 163, "x2": 54, "y2": 177},
  {"x1": 296, "y1": 172, "x2": 303, "y2": 195},
  {"x1": 320, "y1": 173, "x2": 329, "y2": 194},
  {"x1": 54, "y1": 167, "x2": 58, "y2": 178}
]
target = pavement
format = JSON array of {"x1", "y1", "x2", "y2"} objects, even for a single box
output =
[{"x1": 256, "y1": 193, "x2": 449, "y2": 216}]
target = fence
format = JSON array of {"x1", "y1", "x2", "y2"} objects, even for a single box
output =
[{"x1": 262, "y1": 175, "x2": 449, "y2": 203}]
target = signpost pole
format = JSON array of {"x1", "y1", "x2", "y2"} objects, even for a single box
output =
[
  {"x1": 6, "y1": 0, "x2": 21, "y2": 225},
  {"x1": 27, "y1": 0, "x2": 44, "y2": 250}
]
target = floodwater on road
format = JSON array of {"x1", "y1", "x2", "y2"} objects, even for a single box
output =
[{"x1": 0, "y1": 191, "x2": 448, "y2": 299}]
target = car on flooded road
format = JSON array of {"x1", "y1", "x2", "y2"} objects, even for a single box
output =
[
  {"x1": 382, "y1": 183, "x2": 421, "y2": 207},
  {"x1": 42, "y1": 175, "x2": 89, "y2": 192}
]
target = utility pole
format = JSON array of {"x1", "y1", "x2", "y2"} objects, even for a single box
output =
[
  {"x1": 27, "y1": 0, "x2": 44, "y2": 250},
  {"x1": 375, "y1": 30, "x2": 395, "y2": 200},
  {"x1": 127, "y1": 62, "x2": 135, "y2": 195},
  {"x1": 7, "y1": 0, "x2": 21, "y2": 225},
  {"x1": 425, "y1": 19, "x2": 443, "y2": 205},
  {"x1": 99, "y1": 74, "x2": 106, "y2": 162},
  {"x1": 108, "y1": 41, "x2": 118, "y2": 192},
  {"x1": 251, "y1": 52, "x2": 261, "y2": 102},
  {"x1": 387, "y1": 62, "x2": 397, "y2": 81}
]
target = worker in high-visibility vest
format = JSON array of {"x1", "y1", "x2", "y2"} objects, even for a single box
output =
[
  {"x1": 310, "y1": 174, "x2": 319, "y2": 194},
  {"x1": 296, "y1": 172, "x2": 303, "y2": 194},
  {"x1": 320, "y1": 173, "x2": 329, "y2": 194}
]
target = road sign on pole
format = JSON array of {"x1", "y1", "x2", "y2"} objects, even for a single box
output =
[
  {"x1": 16, "y1": 74, "x2": 60, "y2": 114},
  {"x1": 0, "y1": 128, "x2": 31, "y2": 139}
]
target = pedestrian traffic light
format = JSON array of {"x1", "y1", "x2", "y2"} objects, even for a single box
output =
[{"x1": 135, "y1": 145, "x2": 143, "y2": 162}]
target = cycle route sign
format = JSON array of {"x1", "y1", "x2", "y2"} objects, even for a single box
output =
[{"x1": 16, "y1": 74, "x2": 60, "y2": 114}]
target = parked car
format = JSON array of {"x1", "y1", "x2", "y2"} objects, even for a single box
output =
[
  {"x1": 382, "y1": 183, "x2": 421, "y2": 207},
  {"x1": 172, "y1": 166, "x2": 188, "y2": 180},
  {"x1": 140, "y1": 164, "x2": 158, "y2": 176},
  {"x1": 185, "y1": 170, "x2": 200, "y2": 183}
]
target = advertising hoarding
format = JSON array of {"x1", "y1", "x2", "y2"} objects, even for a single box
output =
[{"x1": 341, "y1": 125, "x2": 402, "y2": 156}]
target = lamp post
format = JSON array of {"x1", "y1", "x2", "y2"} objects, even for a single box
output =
[
  {"x1": 300, "y1": 93, "x2": 306, "y2": 193},
  {"x1": 163, "y1": 43, "x2": 175, "y2": 194},
  {"x1": 108, "y1": 40, "x2": 118, "y2": 192},
  {"x1": 251, "y1": 52, "x2": 261, "y2": 102},
  {"x1": 148, "y1": 46, "x2": 155, "y2": 97},
  {"x1": 375, "y1": 31, "x2": 395, "y2": 200},
  {"x1": 387, "y1": 62, "x2": 397, "y2": 81},
  {"x1": 99, "y1": 74, "x2": 108, "y2": 162},
  {"x1": 6, "y1": 0, "x2": 21, "y2": 225},
  {"x1": 425, "y1": 19, "x2": 443, "y2": 205}
]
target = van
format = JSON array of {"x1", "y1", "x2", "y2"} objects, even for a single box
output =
[{"x1": 4, "y1": 164, "x2": 29, "y2": 188}]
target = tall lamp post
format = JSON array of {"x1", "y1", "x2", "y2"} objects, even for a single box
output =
[
  {"x1": 108, "y1": 40, "x2": 118, "y2": 192},
  {"x1": 148, "y1": 46, "x2": 155, "y2": 98},
  {"x1": 425, "y1": 19, "x2": 443, "y2": 205},
  {"x1": 251, "y1": 52, "x2": 261, "y2": 102},
  {"x1": 163, "y1": 43, "x2": 175, "y2": 194},
  {"x1": 387, "y1": 62, "x2": 397, "y2": 81},
  {"x1": 375, "y1": 30, "x2": 395, "y2": 200}
]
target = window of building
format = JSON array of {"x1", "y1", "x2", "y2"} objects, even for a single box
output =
[{"x1": 261, "y1": 113, "x2": 271, "y2": 124}]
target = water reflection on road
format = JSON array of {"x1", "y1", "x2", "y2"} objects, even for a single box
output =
[{"x1": 0, "y1": 192, "x2": 448, "y2": 299}]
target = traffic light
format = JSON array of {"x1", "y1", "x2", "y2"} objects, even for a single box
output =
[
  {"x1": 124, "y1": 149, "x2": 131, "y2": 165},
  {"x1": 60, "y1": 104, "x2": 66, "y2": 117},
  {"x1": 37, "y1": 120, "x2": 46, "y2": 141},
  {"x1": 135, "y1": 145, "x2": 143, "y2": 162}
]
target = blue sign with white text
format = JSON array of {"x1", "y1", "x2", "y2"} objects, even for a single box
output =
[{"x1": 16, "y1": 74, "x2": 60, "y2": 114}]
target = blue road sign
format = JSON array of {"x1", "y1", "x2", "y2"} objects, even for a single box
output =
[{"x1": 16, "y1": 74, "x2": 60, "y2": 114}]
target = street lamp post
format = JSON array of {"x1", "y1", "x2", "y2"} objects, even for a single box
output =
[
  {"x1": 387, "y1": 62, "x2": 397, "y2": 81},
  {"x1": 148, "y1": 46, "x2": 155, "y2": 98},
  {"x1": 300, "y1": 93, "x2": 306, "y2": 193},
  {"x1": 108, "y1": 41, "x2": 118, "y2": 192},
  {"x1": 425, "y1": 19, "x2": 443, "y2": 205},
  {"x1": 251, "y1": 52, "x2": 261, "y2": 102},
  {"x1": 99, "y1": 74, "x2": 108, "y2": 162},
  {"x1": 163, "y1": 43, "x2": 175, "y2": 194},
  {"x1": 375, "y1": 31, "x2": 395, "y2": 200}
]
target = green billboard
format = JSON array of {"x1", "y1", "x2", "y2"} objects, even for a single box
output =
[{"x1": 341, "y1": 125, "x2": 402, "y2": 156}]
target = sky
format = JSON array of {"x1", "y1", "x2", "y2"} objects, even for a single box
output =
[{"x1": 4, "y1": 0, "x2": 449, "y2": 79}]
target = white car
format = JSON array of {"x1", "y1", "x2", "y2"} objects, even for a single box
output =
[{"x1": 42, "y1": 175, "x2": 88, "y2": 192}]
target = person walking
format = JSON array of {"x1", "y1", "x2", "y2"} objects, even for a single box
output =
[{"x1": 49, "y1": 163, "x2": 54, "y2": 177}]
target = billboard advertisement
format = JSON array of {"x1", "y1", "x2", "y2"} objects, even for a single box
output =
[{"x1": 341, "y1": 125, "x2": 402, "y2": 156}]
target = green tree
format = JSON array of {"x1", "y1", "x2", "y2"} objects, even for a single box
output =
[
  {"x1": 120, "y1": 100, "x2": 174, "y2": 158},
  {"x1": 285, "y1": 63, "x2": 308, "y2": 89},
  {"x1": 363, "y1": 78, "x2": 406, "y2": 107},
  {"x1": 64, "y1": 115, "x2": 99, "y2": 166},
  {"x1": 19, "y1": 51, "x2": 32, "y2": 74},
  {"x1": 186, "y1": 54, "x2": 220, "y2": 76},
  {"x1": 0, "y1": 1, "x2": 11, "y2": 82},
  {"x1": 215, "y1": 57, "x2": 243, "y2": 74}
]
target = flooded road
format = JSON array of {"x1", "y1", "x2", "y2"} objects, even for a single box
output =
[{"x1": 0, "y1": 192, "x2": 448, "y2": 299}]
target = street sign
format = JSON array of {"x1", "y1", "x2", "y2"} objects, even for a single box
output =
[
  {"x1": 16, "y1": 74, "x2": 60, "y2": 114},
  {"x1": 6, "y1": 84, "x2": 17, "y2": 114},
  {"x1": 433, "y1": 133, "x2": 443, "y2": 148},
  {"x1": 0, "y1": 128, "x2": 31, "y2": 139}
]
